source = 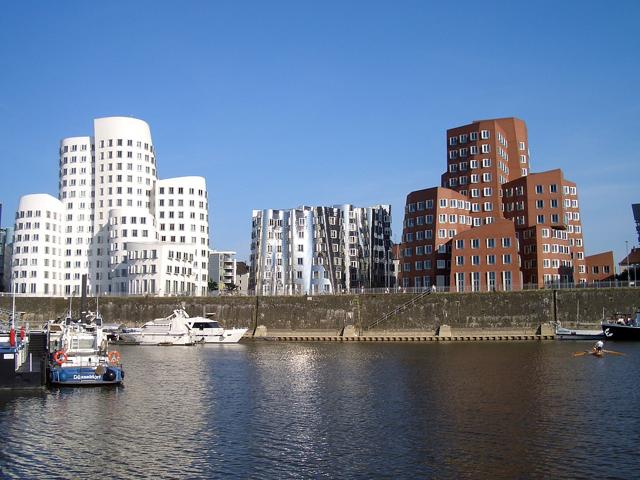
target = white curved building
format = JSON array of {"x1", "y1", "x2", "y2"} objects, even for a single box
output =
[
  {"x1": 11, "y1": 117, "x2": 210, "y2": 297},
  {"x1": 156, "y1": 177, "x2": 210, "y2": 296},
  {"x1": 11, "y1": 194, "x2": 64, "y2": 295},
  {"x1": 59, "y1": 136, "x2": 93, "y2": 295}
]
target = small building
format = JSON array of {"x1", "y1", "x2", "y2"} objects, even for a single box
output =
[
  {"x1": 235, "y1": 261, "x2": 250, "y2": 295},
  {"x1": 585, "y1": 251, "x2": 615, "y2": 282},
  {"x1": 619, "y1": 247, "x2": 640, "y2": 282},
  {"x1": 208, "y1": 251, "x2": 237, "y2": 291}
]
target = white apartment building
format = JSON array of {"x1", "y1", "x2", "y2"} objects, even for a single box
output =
[
  {"x1": 250, "y1": 204, "x2": 392, "y2": 295},
  {"x1": 208, "y1": 250, "x2": 237, "y2": 289},
  {"x1": 11, "y1": 117, "x2": 210, "y2": 296},
  {"x1": 11, "y1": 194, "x2": 64, "y2": 295}
]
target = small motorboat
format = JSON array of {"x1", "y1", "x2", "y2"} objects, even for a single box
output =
[{"x1": 555, "y1": 322, "x2": 604, "y2": 340}]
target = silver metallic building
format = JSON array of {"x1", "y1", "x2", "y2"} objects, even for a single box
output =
[{"x1": 250, "y1": 205, "x2": 392, "y2": 295}]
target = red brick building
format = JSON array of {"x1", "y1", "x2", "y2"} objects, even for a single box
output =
[
  {"x1": 585, "y1": 251, "x2": 615, "y2": 282},
  {"x1": 402, "y1": 187, "x2": 470, "y2": 288},
  {"x1": 400, "y1": 117, "x2": 609, "y2": 291},
  {"x1": 502, "y1": 169, "x2": 586, "y2": 285}
]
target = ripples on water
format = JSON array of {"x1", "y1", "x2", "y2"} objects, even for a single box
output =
[{"x1": 1, "y1": 341, "x2": 640, "y2": 479}]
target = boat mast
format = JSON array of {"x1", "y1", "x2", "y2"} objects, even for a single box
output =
[{"x1": 9, "y1": 280, "x2": 16, "y2": 347}]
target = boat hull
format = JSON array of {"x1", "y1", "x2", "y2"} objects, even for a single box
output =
[
  {"x1": 49, "y1": 365, "x2": 124, "y2": 386},
  {"x1": 555, "y1": 327, "x2": 604, "y2": 340},
  {"x1": 192, "y1": 328, "x2": 248, "y2": 344},
  {"x1": 602, "y1": 323, "x2": 640, "y2": 340},
  {"x1": 127, "y1": 333, "x2": 193, "y2": 346}
]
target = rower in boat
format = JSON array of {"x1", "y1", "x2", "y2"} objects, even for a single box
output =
[
  {"x1": 594, "y1": 340, "x2": 604, "y2": 355},
  {"x1": 573, "y1": 341, "x2": 625, "y2": 357}
]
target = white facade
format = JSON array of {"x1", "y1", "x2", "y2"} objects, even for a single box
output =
[
  {"x1": 11, "y1": 194, "x2": 64, "y2": 295},
  {"x1": 11, "y1": 117, "x2": 210, "y2": 297},
  {"x1": 208, "y1": 251, "x2": 237, "y2": 289},
  {"x1": 156, "y1": 177, "x2": 209, "y2": 296}
]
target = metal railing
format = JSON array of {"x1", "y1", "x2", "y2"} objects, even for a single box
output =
[{"x1": 0, "y1": 280, "x2": 637, "y2": 299}]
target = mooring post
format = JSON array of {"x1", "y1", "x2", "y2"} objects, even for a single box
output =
[{"x1": 252, "y1": 295, "x2": 259, "y2": 336}]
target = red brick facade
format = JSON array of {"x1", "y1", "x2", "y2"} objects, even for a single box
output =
[{"x1": 586, "y1": 251, "x2": 615, "y2": 282}]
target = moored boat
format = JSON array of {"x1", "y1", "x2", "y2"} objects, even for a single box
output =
[
  {"x1": 187, "y1": 316, "x2": 248, "y2": 344},
  {"x1": 123, "y1": 308, "x2": 248, "y2": 345},
  {"x1": 555, "y1": 323, "x2": 604, "y2": 340},
  {"x1": 123, "y1": 309, "x2": 194, "y2": 345},
  {"x1": 601, "y1": 311, "x2": 640, "y2": 340},
  {"x1": 1, "y1": 291, "x2": 46, "y2": 389},
  {"x1": 48, "y1": 311, "x2": 124, "y2": 386}
]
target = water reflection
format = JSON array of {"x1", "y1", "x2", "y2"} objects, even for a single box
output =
[{"x1": 1, "y1": 341, "x2": 639, "y2": 478}]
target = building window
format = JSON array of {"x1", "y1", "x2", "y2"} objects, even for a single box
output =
[
  {"x1": 487, "y1": 271, "x2": 496, "y2": 290},
  {"x1": 472, "y1": 272, "x2": 480, "y2": 292}
]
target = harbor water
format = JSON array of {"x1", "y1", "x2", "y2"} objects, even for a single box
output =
[{"x1": 1, "y1": 341, "x2": 640, "y2": 479}]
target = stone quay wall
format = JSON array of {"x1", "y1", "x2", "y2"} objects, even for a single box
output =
[{"x1": 1, "y1": 288, "x2": 639, "y2": 336}]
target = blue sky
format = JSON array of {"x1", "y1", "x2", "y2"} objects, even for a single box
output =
[{"x1": 1, "y1": 1, "x2": 638, "y2": 262}]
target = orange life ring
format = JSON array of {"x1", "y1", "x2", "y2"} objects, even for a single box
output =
[
  {"x1": 53, "y1": 350, "x2": 68, "y2": 366},
  {"x1": 108, "y1": 351, "x2": 121, "y2": 364}
]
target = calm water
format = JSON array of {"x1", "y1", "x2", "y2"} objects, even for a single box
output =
[{"x1": 1, "y1": 341, "x2": 640, "y2": 479}]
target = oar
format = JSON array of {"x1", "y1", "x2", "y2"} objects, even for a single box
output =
[
  {"x1": 573, "y1": 351, "x2": 590, "y2": 357},
  {"x1": 603, "y1": 349, "x2": 626, "y2": 356}
]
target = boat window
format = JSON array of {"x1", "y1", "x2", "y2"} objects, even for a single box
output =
[
  {"x1": 79, "y1": 339, "x2": 95, "y2": 349},
  {"x1": 191, "y1": 322, "x2": 220, "y2": 329}
]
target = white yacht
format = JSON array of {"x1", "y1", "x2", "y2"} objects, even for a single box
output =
[
  {"x1": 187, "y1": 317, "x2": 248, "y2": 344},
  {"x1": 122, "y1": 309, "x2": 193, "y2": 345},
  {"x1": 122, "y1": 309, "x2": 247, "y2": 345}
]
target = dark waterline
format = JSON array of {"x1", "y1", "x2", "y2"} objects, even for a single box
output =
[{"x1": 1, "y1": 341, "x2": 639, "y2": 479}]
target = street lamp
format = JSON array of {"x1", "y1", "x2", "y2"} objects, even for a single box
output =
[{"x1": 625, "y1": 240, "x2": 630, "y2": 285}]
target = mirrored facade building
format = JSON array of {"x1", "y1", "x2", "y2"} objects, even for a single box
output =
[{"x1": 250, "y1": 204, "x2": 392, "y2": 295}]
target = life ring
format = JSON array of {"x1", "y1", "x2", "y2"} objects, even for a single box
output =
[
  {"x1": 53, "y1": 350, "x2": 68, "y2": 366},
  {"x1": 108, "y1": 351, "x2": 121, "y2": 364}
]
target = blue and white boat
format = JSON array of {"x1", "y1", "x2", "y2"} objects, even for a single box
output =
[{"x1": 47, "y1": 311, "x2": 124, "y2": 386}]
